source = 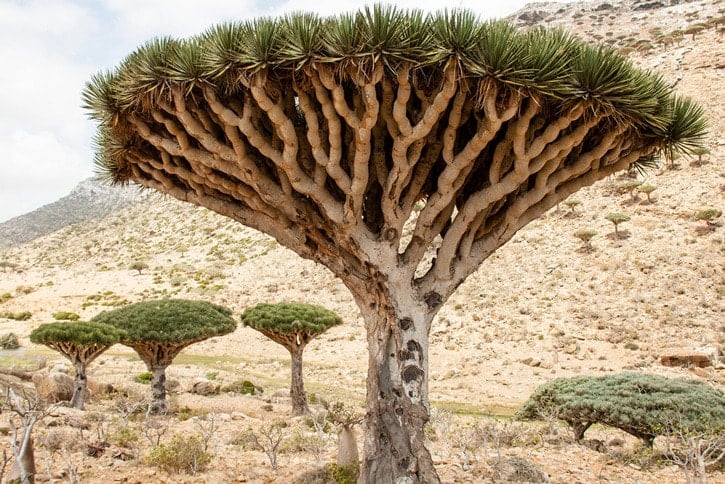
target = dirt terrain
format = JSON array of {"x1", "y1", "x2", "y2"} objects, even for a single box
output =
[{"x1": 0, "y1": 0, "x2": 723, "y2": 482}]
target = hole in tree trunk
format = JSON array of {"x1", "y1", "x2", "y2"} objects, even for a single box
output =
[
  {"x1": 398, "y1": 350, "x2": 414, "y2": 360},
  {"x1": 424, "y1": 291, "x2": 442, "y2": 308},
  {"x1": 406, "y1": 340, "x2": 421, "y2": 353},
  {"x1": 399, "y1": 317, "x2": 413, "y2": 330},
  {"x1": 402, "y1": 365, "x2": 424, "y2": 383}
]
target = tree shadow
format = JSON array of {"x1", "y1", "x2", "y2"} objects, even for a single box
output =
[{"x1": 606, "y1": 230, "x2": 631, "y2": 240}]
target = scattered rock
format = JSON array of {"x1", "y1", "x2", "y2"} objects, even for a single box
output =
[{"x1": 189, "y1": 378, "x2": 220, "y2": 396}]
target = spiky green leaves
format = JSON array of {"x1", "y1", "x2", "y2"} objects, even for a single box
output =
[
  {"x1": 83, "y1": 5, "x2": 708, "y2": 177},
  {"x1": 659, "y1": 95, "x2": 708, "y2": 159},
  {"x1": 30, "y1": 321, "x2": 126, "y2": 346},
  {"x1": 241, "y1": 302, "x2": 342, "y2": 335},
  {"x1": 571, "y1": 44, "x2": 671, "y2": 128},
  {"x1": 91, "y1": 299, "x2": 236, "y2": 343}
]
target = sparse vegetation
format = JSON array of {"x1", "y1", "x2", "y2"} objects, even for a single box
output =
[
  {"x1": 0, "y1": 261, "x2": 19, "y2": 273},
  {"x1": 0, "y1": 2, "x2": 720, "y2": 482},
  {"x1": 238, "y1": 421, "x2": 289, "y2": 471},
  {"x1": 695, "y1": 208, "x2": 722, "y2": 229},
  {"x1": 146, "y1": 433, "x2": 212, "y2": 475},
  {"x1": 0, "y1": 333, "x2": 20, "y2": 350},
  {"x1": 0, "y1": 311, "x2": 31, "y2": 321}
]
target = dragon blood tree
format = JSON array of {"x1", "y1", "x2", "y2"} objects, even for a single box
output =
[
  {"x1": 91, "y1": 299, "x2": 236, "y2": 414},
  {"x1": 29, "y1": 321, "x2": 126, "y2": 409},
  {"x1": 241, "y1": 302, "x2": 342, "y2": 415},
  {"x1": 83, "y1": 7, "x2": 707, "y2": 482}
]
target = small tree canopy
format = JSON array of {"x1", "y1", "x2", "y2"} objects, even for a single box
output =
[
  {"x1": 241, "y1": 302, "x2": 342, "y2": 335},
  {"x1": 91, "y1": 299, "x2": 236, "y2": 343},
  {"x1": 30, "y1": 321, "x2": 127, "y2": 409},
  {"x1": 515, "y1": 373, "x2": 725, "y2": 444},
  {"x1": 30, "y1": 321, "x2": 126, "y2": 346}
]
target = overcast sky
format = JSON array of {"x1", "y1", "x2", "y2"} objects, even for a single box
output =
[{"x1": 0, "y1": 0, "x2": 566, "y2": 223}]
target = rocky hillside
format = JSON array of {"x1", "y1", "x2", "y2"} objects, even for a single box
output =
[{"x1": 0, "y1": 178, "x2": 142, "y2": 249}]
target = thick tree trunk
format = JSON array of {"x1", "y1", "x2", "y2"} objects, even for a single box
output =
[
  {"x1": 148, "y1": 366, "x2": 167, "y2": 415},
  {"x1": 70, "y1": 362, "x2": 87, "y2": 410},
  {"x1": 289, "y1": 347, "x2": 308, "y2": 415},
  {"x1": 351, "y1": 283, "x2": 439, "y2": 484}
]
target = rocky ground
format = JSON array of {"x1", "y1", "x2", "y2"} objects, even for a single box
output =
[{"x1": 0, "y1": 0, "x2": 723, "y2": 482}]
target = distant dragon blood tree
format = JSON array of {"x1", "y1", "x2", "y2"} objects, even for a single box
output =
[
  {"x1": 91, "y1": 299, "x2": 236, "y2": 414},
  {"x1": 29, "y1": 321, "x2": 126, "y2": 409},
  {"x1": 83, "y1": 7, "x2": 707, "y2": 482},
  {"x1": 241, "y1": 302, "x2": 342, "y2": 415}
]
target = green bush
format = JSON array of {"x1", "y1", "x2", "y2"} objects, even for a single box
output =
[
  {"x1": 53, "y1": 311, "x2": 80, "y2": 321},
  {"x1": 0, "y1": 311, "x2": 31, "y2": 321},
  {"x1": 222, "y1": 379, "x2": 263, "y2": 395},
  {"x1": 113, "y1": 426, "x2": 139, "y2": 447},
  {"x1": 135, "y1": 372, "x2": 153, "y2": 384},
  {"x1": 515, "y1": 373, "x2": 725, "y2": 446},
  {"x1": 0, "y1": 293, "x2": 12, "y2": 304},
  {"x1": 0, "y1": 333, "x2": 20, "y2": 350},
  {"x1": 326, "y1": 461, "x2": 360, "y2": 484},
  {"x1": 146, "y1": 433, "x2": 212, "y2": 475}
]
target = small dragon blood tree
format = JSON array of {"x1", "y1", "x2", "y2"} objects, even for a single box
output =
[
  {"x1": 92, "y1": 299, "x2": 236, "y2": 414},
  {"x1": 241, "y1": 302, "x2": 342, "y2": 415},
  {"x1": 30, "y1": 321, "x2": 126, "y2": 409}
]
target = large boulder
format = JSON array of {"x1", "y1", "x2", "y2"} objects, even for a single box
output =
[
  {"x1": 32, "y1": 371, "x2": 73, "y2": 403},
  {"x1": 660, "y1": 347, "x2": 718, "y2": 368}
]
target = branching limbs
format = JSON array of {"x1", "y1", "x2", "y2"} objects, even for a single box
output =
[{"x1": 112, "y1": 61, "x2": 665, "y2": 312}]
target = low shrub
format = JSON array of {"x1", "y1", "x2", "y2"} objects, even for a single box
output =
[
  {"x1": 515, "y1": 373, "x2": 725, "y2": 446},
  {"x1": 53, "y1": 311, "x2": 80, "y2": 321},
  {"x1": 326, "y1": 461, "x2": 359, "y2": 484},
  {"x1": 222, "y1": 379, "x2": 263, "y2": 395},
  {"x1": 146, "y1": 433, "x2": 212, "y2": 475},
  {"x1": 0, "y1": 311, "x2": 31, "y2": 321},
  {"x1": 113, "y1": 426, "x2": 139, "y2": 448},
  {"x1": 135, "y1": 372, "x2": 153, "y2": 384},
  {"x1": 0, "y1": 332, "x2": 20, "y2": 349}
]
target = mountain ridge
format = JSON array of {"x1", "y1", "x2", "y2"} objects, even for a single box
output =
[{"x1": 0, "y1": 178, "x2": 143, "y2": 249}]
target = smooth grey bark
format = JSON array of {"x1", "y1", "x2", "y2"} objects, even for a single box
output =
[{"x1": 70, "y1": 362, "x2": 88, "y2": 410}]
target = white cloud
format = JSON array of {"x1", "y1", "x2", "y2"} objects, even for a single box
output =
[
  {"x1": 0, "y1": 130, "x2": 91, "y2": 222},
  {"x1": 101, "y1": 0, "x2": 263, "y2": 42},
  {"x1": 0, "y1": 0, "x2": 577, "y2": 223}
]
